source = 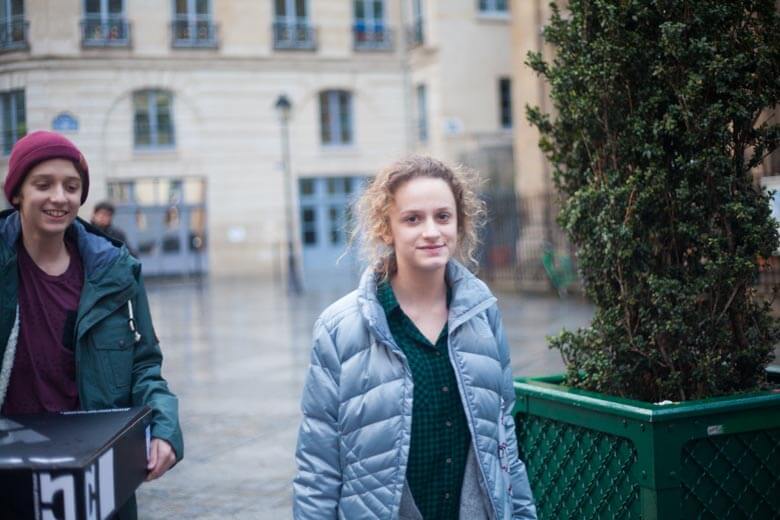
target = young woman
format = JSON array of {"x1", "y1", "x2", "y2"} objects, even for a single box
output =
[
  {"x1": 294, "y1": 156, "x2": 536, "y2": 519},
  {"x1": 0, "y1": 131, "x2": 183, "y2": 519}
]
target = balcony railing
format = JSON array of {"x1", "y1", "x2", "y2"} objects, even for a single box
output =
[
  {"x1": 171, "y1": 17, "x2": 218, "y2": 48},
  {"x1": 81, "y1": 16, "x2": 131, "y2": 47},
  {"x1": 406, "y1": 19, "x2": 424, "y2": 48},
  {"x1": 273, "y1": 21, "x2": 316, "y2": 51},
  {"x1": 353, "y1": 25, "x2": 393, "y2": 51},
  {"x1": 0, "y1": 16, "x2": 29, "y2": 51}
]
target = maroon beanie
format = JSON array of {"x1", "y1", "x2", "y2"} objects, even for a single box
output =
[{"x1": 3, "y1": 130, "x2": 90, "y2": 207}]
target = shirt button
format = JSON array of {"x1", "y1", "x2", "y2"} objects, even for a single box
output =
[
  {"x1": 446, "y1": 457, "x2": 452, "y2": 464},
  {"x1": 442, "y1": 386, "x2": 449, "y2": 393},
  {"x1": 445, "y1": 421, "x2": 452, "y2": 427},
  {"x1": 444, "y1": 493, "x2": 451, "y2": 500}
]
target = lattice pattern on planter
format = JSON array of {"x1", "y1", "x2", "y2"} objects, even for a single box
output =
[
  {"x1": 516, "y1": 414, "x2": 639, "y2": 520},
  {"x1": 681, "y1": 428, "x2": 780, "y2": 519}
]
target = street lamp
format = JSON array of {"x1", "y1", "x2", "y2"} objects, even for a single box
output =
[{"x1": 275, "y1": 94, "x2": 303, "y2": 294}]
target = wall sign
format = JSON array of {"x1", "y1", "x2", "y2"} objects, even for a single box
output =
[{"x1": 52, "y1": 113, "x2": 79, "y2": 132}]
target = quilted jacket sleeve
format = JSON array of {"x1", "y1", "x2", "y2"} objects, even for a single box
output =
[
  {"x1": 489, "y1": 305, "x2": 538, "y2": 520},
  {"x1": 293, "y1": 318, "x2": 342, "y2": 519},
  {"x1": 130, "y1": 276, "x2": 184, "y2": 462}
]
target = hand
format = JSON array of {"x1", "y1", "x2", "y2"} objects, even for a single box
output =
[{"x1": 146, "y1": 438, "x2": 176, "y2": 481}]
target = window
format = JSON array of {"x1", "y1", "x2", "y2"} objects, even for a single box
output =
[
  {"x1": 273, "y1": 0, "x2": 315, "y2": 50},
  {"x1": 409, "y1": 0, "x2": 424, "y2": 47},
  {"x1": 133, "y1": 90, "x2": 175, "y2": 150},
  {"x1": 416, "y1": 84, "x2": 427, "y2": 142},
  {"x1": 301, "y1": 207, "x2": 317, "y2": 245},
  {"x1": 172, "y1": 0, "x2": 217, "y2": 48},
  {"x1": 763, "y1": 175, "x2": 780, "y2": 253},
  {"x1": 329, "y1": 206, "x2": 343, "y2": 244},
  {"x1": 82, "y1": 0, "x2": 129, "y2": 47},
  {"x1": 298, "y1": 176, "x2": 365, "y2": 253},
  {"x1": 275, "y1": 0, "x2": 307, "y2": 19},
  {"x1": 319, "y1": 91, "x2": 352, "y2": 146},
  {"x1": 353, "y1": 0, "x2": 391, "y2": 50},
  {"x1": 1, "y1": 89, "x2": 24, "y2": 155},
  {"x1": 499, "y1": 77, "x2": 512, "y2": 129},
  {"x1": 0, "y1": 0, "x2": 27, "y2": 50},
  {"x1": 299, "y1": 178, "x2": 315, "y2": 196},
  {"x1": 479, "y1": 0, "x2": 508, "y2": 14},
  {"x1": 769, "y1": 184, "x2": 780, "y2": 224}
]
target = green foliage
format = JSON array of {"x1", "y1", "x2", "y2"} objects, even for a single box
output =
[{"x1": 527, "y1": 0, "x2": 780, "y2": 401}]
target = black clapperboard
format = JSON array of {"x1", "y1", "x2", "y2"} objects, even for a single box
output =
[{"x1": 0, "y1": 406, "x2": 151, "y2": 520}]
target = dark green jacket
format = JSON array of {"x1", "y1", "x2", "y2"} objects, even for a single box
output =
[{"x1": 0, "y1": 210, "x2": 183, "y2": 518}]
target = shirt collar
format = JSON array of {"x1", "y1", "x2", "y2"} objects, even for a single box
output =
[
  {"x1": 376, "y1": 279, "x2": 452, "y2": 315},
  {"x1": 376, "y1": 279, "x2": 401, "y2": 315}
]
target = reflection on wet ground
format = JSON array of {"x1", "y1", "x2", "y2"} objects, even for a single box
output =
[
  {"x1": 136, "y1": 276, "x2": 780, "y2": 518},
  {"x1": 135, "y1": 276, "x2": 587, "y2": 518}
]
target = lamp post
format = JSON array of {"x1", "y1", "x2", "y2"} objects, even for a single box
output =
[{"x1": 275, "y1": 94, "x2": 303, "y2": 294}]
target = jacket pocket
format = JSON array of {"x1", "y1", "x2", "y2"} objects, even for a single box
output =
[{"x1": 93, "y1": 326, "x2": 135, "y2": 390}]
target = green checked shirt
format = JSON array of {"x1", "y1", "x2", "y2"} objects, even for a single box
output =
[{"x1": 377, "y1": 281, "x2": 471, "y2": 520}]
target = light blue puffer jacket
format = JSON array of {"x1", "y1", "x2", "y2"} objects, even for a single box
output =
[{"x1": 294, "y1": 261, "x2": 537, "y2": 519}]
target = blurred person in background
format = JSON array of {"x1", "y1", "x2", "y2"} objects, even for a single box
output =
[
  {"x1": 294, "y1": 156, "x2": 536, "y2": 519},
  {"x1": 91, "y1": 199, "x2": 136, "y2": 256},
  {"x1": 0, "y1": 131, "x2": 183, "y2": 520}
]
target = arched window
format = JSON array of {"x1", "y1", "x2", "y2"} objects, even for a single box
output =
[
  {"x1": 319, "y1": 90, "x2": 353, "y2": 146},
  {"x1": 133, "y1": 89, "x2": 175, "y2": 150}
]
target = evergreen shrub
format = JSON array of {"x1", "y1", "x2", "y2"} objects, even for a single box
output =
[{"x1": 526, "y1": 0, "x2": 780, "y2": 401}]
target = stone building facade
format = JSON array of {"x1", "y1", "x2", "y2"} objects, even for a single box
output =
[{"x1": 0, "y1": 0, "x2": 515, "y2": 280}]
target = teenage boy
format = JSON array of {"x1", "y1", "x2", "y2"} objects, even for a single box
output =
[{"x1": 0, "y1": 131, "x2": 183, "y2": 519}]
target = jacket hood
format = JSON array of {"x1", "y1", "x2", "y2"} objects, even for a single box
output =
[{"x1": 0, "y1": 209, "x2": 133, "y2": 282}]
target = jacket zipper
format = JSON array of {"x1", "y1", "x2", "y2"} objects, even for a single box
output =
[
  {"x1": 447, "y1": 296, "x2": 501, "y2": 520},
  {"x1": 381, "y1": 334, "x2": 415, "y2": 518}
]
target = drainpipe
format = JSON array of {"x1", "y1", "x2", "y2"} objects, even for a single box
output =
[
  {"x1": 535, "y1": 0, "x2": 554, "y2": 245},
  {"x1": 400, "y1": 0, "x2": 414, "y2": 154}
]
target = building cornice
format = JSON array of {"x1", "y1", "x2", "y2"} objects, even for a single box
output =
[{"x1": 0, "y1": 53, "x2": 405, "y2": 74}]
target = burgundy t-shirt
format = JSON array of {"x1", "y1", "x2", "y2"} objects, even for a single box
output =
[{"x1": 2, "y1": 237, "x2": 84, "y2": 415}]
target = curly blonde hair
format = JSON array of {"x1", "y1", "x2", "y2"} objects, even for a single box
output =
[{"x1": 353, "y1": 155, "x2": 487, "y2": 279}]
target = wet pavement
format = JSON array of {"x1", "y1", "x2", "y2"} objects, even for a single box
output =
[
  {"x1": 134, "y1": 276, "x2": 780, "y2": 519},
  {"x1": 135, "y1": 276, "x2": 594, "y2": 519}
]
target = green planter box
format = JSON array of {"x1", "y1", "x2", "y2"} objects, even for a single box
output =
[{"x1": 513, "y1": 368, "x2": 780, "y2": 519}]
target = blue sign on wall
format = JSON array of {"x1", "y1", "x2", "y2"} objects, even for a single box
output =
[{"x1": 52, "y1": 113, "x2": 79, "y2": 132}]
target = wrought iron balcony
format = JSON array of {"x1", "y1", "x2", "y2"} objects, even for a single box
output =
[
  {"x1": 171, "y1": 17, "x2": 218, "y2": 48},
  {"x1": 81, "y1": 16, "x2": 131, "y2": 47},
  {"x1": 353, "y1": 25, "x2": 393, "y2": 51},
  {"x1": 273, "y1": 21, "x2": 316, "y2": 51},
  {"x1": 0, "y1": 16, "x2": 29, "y2": 51}
]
